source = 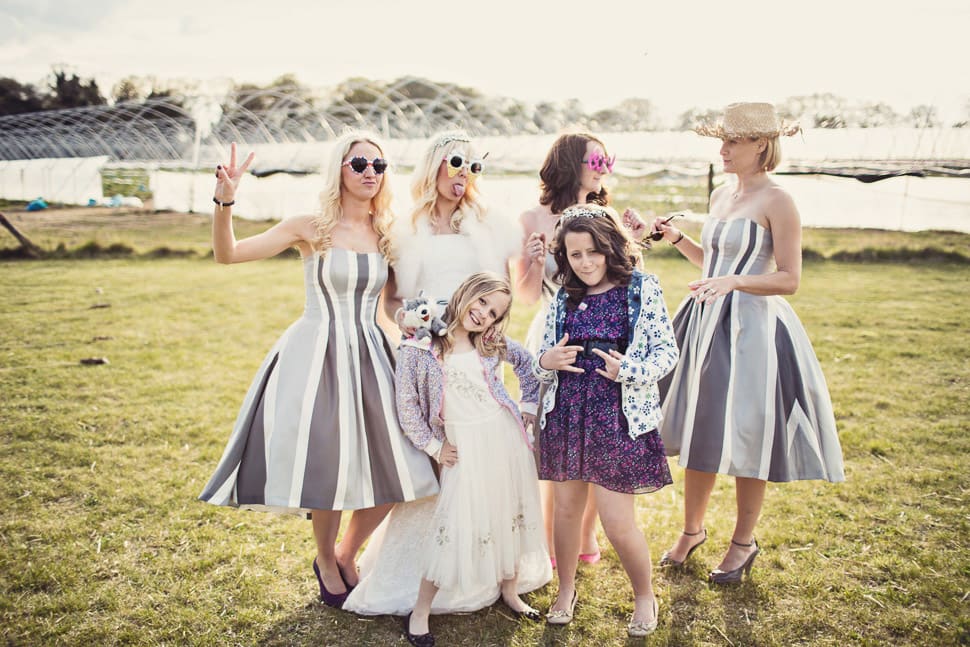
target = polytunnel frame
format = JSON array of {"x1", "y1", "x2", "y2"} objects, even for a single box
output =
[{"x1": 0, "y1": 77, "x2": 535, "y2": 163}]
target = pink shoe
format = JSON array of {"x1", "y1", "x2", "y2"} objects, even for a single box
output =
[
  {"x1": 550, "y1": 556, "x2": 557, "y2": 569},
  {"x1": 578, "y1": 551, "x2": 601, "y2": 565}
]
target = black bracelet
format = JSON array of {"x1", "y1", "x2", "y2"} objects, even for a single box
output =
[
  {"x1": 213, "y1": 197, "x2": 235, "y2": 207},
  {"x1": 671, "y1": 232, "x2": 685, "y2": 245}
]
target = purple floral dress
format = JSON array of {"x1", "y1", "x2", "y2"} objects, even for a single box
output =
[{"x1": 538, "y1": 285, "x2": 672, "y2": 494}]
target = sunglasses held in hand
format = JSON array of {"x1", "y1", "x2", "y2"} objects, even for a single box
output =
[
  {"x1": 648, "y1": 213, "x2": 683, "y2": 241},
  {"x1": 342, "y1": 157, "x2": 389, "y2": 174}
]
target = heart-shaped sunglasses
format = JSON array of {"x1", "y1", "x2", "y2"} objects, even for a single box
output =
[{"x1": 342, "y1": 157, "x2": 388, "y2": 174}]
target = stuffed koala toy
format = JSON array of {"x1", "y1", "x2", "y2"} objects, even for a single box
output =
[{"x1": 399, "y1": 292, "x2": 447, "y2": 349}]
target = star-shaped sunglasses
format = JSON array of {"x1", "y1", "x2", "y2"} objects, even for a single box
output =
[{"x1": 582, "y1": 151, "x2": 616, "y2": 174}]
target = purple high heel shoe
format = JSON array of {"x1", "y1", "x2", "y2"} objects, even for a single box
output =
[{"x1": 312, "y1": 558, "x2": 349, "y2": 608}]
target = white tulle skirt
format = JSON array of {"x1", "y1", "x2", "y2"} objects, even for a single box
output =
[{"x1": 344, "y1": 405, "x2": 551, "y2": 615}]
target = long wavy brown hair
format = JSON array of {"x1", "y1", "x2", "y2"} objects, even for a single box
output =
[
  {"x1": 435, "y1": 272, "x2": 511, "y2": 360},
  {"x1": 551, "y1": 204, "x2": 638, "y2": 310},
  {"x1": 539, "y1": 133, "x2": 611, "y2": 215}
]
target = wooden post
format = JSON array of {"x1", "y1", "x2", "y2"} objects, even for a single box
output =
[
  {"x1": 707, "y1": 163, "x2": 715, "y2": 212},
  {"x1": 0, "y1": 212, "x2": 44, "y2": 258}
]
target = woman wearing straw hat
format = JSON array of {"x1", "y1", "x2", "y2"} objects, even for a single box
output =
[{"x1": 651, "y1": 102, "x2": 844, "y2": 584}]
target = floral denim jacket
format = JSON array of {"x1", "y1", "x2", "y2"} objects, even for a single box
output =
[
  {"x1": 533, "y1": 270, "x2": 678, "y2": 439},
  {"x1": 396, "y1": 337, "x2": 541, "y2": 459}
]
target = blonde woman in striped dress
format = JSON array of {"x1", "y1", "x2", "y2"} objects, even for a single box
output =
[
  {"x1": 653, "y1": 103, "x2": 844, "y2": 584},
  {"x1": 199, "y1": 133, "x2": 438, "y2": 607}
]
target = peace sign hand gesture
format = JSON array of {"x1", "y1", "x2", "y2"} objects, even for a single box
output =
[
  {"x1": 591, "y1": 347, "x2": 623, "y2": 381},
  {"x1": 214, "y1": 142, "x2": 255, "y2": 205}
]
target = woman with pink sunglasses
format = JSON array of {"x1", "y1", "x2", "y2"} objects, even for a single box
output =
[{"x1": 516, "y1": 132, "x2": 651, "y2": 576}]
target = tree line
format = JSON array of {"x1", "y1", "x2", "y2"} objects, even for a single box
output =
[{"x1": 1, "y1": 69, "x2": 967, "y2": 131}]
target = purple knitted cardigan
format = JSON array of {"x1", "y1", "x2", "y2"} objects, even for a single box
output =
[{"x1": 395, "y1": 337, "x2": 540, "y2": 459}]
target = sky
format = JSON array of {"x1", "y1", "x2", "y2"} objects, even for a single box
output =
[{"x1": 1, "y1": 0, "x2": 967, "y2": 126}]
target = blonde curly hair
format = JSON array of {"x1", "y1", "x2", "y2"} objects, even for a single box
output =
[{"x1": 313, "y1": 130, "x2": 394, "y2": 258}]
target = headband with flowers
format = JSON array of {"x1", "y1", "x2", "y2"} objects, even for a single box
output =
[{"x1": 560, "y1": 205, "x2": 610, "y2": 221}]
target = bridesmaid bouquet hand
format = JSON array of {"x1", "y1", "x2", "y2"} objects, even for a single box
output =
[
  {"x1": 591, "y1": 347, "x2": 623, "y2": 381},
  {"x1": 539, "y1": 334, "x2": 585, "y2": 373},
  {"x1": 214, "y1": 142, "x2": 255, "y2": 204}
]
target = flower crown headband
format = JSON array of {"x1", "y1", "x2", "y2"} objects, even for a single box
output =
[
  {"x1": 435, "y1": 134, "x2": 471, "y2": 148},
  {"x1": 560, "y1": 205, "x2": 608, "y2": 221},
  {"x1": 560, "y1": 205, "x2": 655, "y2": 250}
]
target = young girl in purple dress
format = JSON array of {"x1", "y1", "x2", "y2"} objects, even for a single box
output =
[{"x1": 534, "y1": 204, "x2": 678, "y2": 637}]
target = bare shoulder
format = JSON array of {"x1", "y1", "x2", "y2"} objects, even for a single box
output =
[
  {"x1": 708, "y1": 184, "x2": 731, "y2": 211},
  {"x1": 282, "y1": 214, "x2": 319, "y2": 239},
  {"x1": 763, "y1": 184, "x2": 799, "y2": 224},
  {"x1": 711, "y1": 183, "x2": 731, "y2": 199}
]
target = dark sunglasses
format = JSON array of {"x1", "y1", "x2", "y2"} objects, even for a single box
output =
[
  {"x1": 342, "y1": 157, "x2": 388, "y2": 174},
  {"x1": 443, "y1": 152, "x2": 487, "y2": 178},
  {"x1": 648, "y1": 213, "x2": 683, "y2": 241}
]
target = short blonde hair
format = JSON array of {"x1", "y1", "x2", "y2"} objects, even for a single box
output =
[
  {"x1": 408, "y1": 130, "x2": 487, "y2": 232},
  {"x1": 759, "y1": 136, "x2": 782, "y2": 172},
  {"x1": 314, "y1": 131, "x2": 394, "y2": 258}
]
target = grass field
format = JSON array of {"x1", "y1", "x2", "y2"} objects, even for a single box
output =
[{"x1": 1, "y1": 211, "x2": 968, "y2": 646}]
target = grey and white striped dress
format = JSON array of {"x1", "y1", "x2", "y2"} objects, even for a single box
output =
[
  {"x1": 658, "y1": 218, "x2": 844, "y2": 483},
  {"x1": 200, "y1": 248, "x2": 439, "y2": 513}
]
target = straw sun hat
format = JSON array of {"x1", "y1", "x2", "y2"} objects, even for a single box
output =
[{"x1": 694, "y1": 102, "x2": 801, "y2": 138}]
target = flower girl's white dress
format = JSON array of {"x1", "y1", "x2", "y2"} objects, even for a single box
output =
[{"x1": 344, "y1": 349, "x2": 551, "y2": 615}]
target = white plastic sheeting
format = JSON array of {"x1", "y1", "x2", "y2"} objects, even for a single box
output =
[
  {"x1": 147, "y1": 168, "x2": 970, "y2": 233},
  {"x1": 1, "y1": 129, "x2": 966, "y2": 233},
  {"x1": 230, "y1": 129, "x2": 970, "y2": 176},
  {"x1": 0, "y1": 156, "x2": 107, "y2": 204},
  {"x1": 150, "y1": 169, "x2": 330, "y2": 219},
  {"x1": 774, "y1": 174, "x2": 970, "y2": 232}
]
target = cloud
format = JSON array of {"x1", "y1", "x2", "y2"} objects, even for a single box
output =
[
  {"x1": 0, "y1": 0, "x2": 124, "y2": 41},
  {"x1": 0, "y1": 0, "x2": 965, "y2": 124}
]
